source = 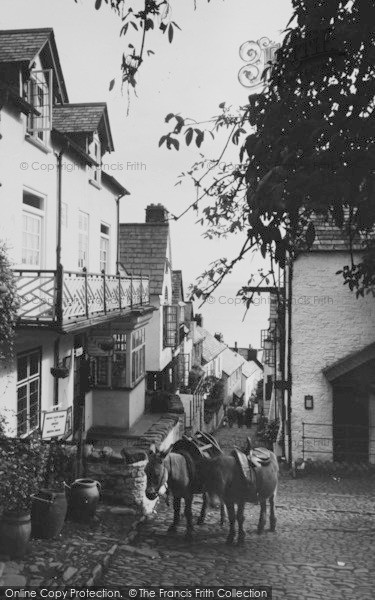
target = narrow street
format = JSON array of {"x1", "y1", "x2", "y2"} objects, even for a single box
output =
[{"x1": 101, "y1": 426, "x2": 375, "y2": 600}]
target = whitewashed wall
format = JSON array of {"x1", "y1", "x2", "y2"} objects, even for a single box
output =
[{"x1": 290, "y1": 251, "x2": 375, "y2": 461}]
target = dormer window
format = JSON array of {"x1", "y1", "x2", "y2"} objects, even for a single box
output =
[
  {"x1": 26, "y1": 70, "x2": 52, "y2": 143},
  {"x1": 89, "y1": 134, "x2": 101, "y2": 186}
]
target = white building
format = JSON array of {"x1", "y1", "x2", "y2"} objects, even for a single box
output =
[
  {"x1": 0, "y1": 28, "x2": 153, "y2": 438},
  {"x1": 284, "y1": 217, "x2": 375, "y2": 464}
]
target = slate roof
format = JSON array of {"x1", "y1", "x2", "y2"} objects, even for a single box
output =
[
  {"x1": 222, "y1": 348, "x2": 245, "y2": 377},
  {"x1": 192, "y1": 324, "x2": 206, "y2": 345},
  {"x1": 202, "y1": 329, "x2": 226, "y2": 364},
  {"x1": 241, "y1": 360, "x2": 262, "y2": 378},
  {"x1": 302, "y1": 212, "x2": 374, "y2": 252},
  {"x1": 119, "y1": 223, "x2": 170, "y2": 296},
  {"x1": 52, "y1": 103, "x2": 114, "y2": 152},
  {"x1": 0, "y1": 28, "x2": 68, "y2": 103},
  {"x1": 0, "y1": 28, "x2": 52, "y2": 63},
  {"x1": 172, "y1": 270, "x2": 184, "y2": 304}
]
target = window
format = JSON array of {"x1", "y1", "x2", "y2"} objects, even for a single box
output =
[
  {"x1": 131, "y1": 328, "x2": 145, "y2": 384},
  {"x1": 178, "y1": 354, "x2": 190, "y2": 387},
  {"x1": 16, "y1": 349, "x2": 41, "y2": 436},
  {"x1": 89, "y1": 135, "x2": 101, "y2": 185},
  {"x1": 100, "y1": 223, "x2": 110, "y2": 272},
  {"x1": 78, "y1": 211, "x2": 89, "y2": 269},
  {"x1": 163, "y1": 305, "x2": 178, "y2": 348},
  {"x1": 22, "y1": 191, "x2": 44, "y2": 267},
  {"x1": 112, "y1": 333, "x2": 127, "y2": 388},
  {"x1": 26, "y1": 70, "x2": 52, "y2": 143}
]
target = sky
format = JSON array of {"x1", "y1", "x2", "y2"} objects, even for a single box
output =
[{"x1": 1, "y1": 0, "x2": 292, "y2": 348}]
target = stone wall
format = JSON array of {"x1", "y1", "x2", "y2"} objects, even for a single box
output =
[{"x1": 84, "y1": 414, "x2": 183, "y2": 515}]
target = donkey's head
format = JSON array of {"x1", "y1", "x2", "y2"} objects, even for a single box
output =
[{"x1": 144, "y1": 443, "x2": 171, "y2": 501}]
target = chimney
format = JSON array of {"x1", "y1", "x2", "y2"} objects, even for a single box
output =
[
  {"x1": 234, "y1": 341, "x2": 238, "y2": 352},
  {"x1": 145, "y1": 203, "x2": 169, "y2": 223},
  {"x1": 248, "y1": 348, "x2": 257, "y2": 361},
  {"x1": 194, "y1": 313, "x2": 203, "y2": 327}
]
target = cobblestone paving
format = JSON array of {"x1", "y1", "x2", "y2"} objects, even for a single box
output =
[{"x1": 101, "y1": 425, "x2": 375, "y2": 600}]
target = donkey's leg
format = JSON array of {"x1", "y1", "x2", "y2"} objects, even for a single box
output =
[
  {"x1": 257, "y1": 498, "x2": 267, "y2": 535},
  {"x1": 197, "y1": 494, "x2": 206, "y2": 525},
  {"x1": 237, "y1": 502, "x2": 245, "y2": 545},
  {"x1": 220, "y1": 502, "x2": 226, "y2": 527},
  {"x1": 168, "y1": 497, "x2": 181, "y2": 533},
  {"x1": 225, "y1": 503, "x2": 236, "y2": 545},
  {"x1": 184, "y1": 495, "x2": 194, "y2": 541},
  {"x1": 269, "y1": 494, "x2": 277, "y2": 532}
]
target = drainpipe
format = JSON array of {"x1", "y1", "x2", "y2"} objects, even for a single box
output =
[
  {"x1": 287, "y1": 259, "x2": 293, "y2": 467},
  {"x1": 116, "y1": 192, "x2": 126, "y2": 273},
  {"x1": 53, "y1": 147, "x2": 64, "y2": 406}
]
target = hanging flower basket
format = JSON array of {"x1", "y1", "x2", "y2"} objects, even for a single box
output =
[
  {"x1": 50, "y1": 366, "x2": 69, "y2": 379},
  {"x1": 99, "y1": 340, "x2": 114, "y2": 352}
]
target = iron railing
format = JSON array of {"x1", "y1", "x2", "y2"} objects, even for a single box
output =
[
  {"x1": 13, "y1": 268, "x2": 149, "y2": 327},
  {"x1": 302, "y1": 422, "x2": 375, "y2": 462}
]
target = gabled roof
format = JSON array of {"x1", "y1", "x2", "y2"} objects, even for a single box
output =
[
  {"x1": 201, "y1": 329, "x2": 226, "y2": 364},
  {"x1": 222, "y1": 348, "x2": 245, "y2": 377},
  {"x1": 192, "y1": 324, "x2": 206, "y2": 344},
  {"x1": 52, "y1": 103, "x2": 114, "y2": 152},
  {"x1": 241, "y1": 359, "x2": 263, "y2": 378},
  {"x1": 323, "y1": 342, "x2": 375, "y2": 382},
  {"x1": 172, "y1": 270, "x2": 184, "y2": 304},
  {"x1": 0, "y1": 28, "x2": 68, "y2": 103},
  {"x1": 0, "y1": 28, "x2": 53, "y2": 63},
  {"x1": 119, "y1": 223, "x2": 170, "y2": 296}
]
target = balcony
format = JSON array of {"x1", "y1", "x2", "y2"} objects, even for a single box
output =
[{"x1": 13, "y1": 268, "x2": 150, "y2": 330}]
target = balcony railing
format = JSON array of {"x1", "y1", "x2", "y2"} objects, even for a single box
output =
[{"x1": 13, "y1": 268, "x2": 149, "y2": 327}]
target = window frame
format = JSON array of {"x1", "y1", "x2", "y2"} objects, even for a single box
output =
[
  {"x1": 78, "y1": 210, "x2": 89, "y2": 269},
  {"x1": 22, "y1": 190, "x2": 45, "y2": 268},
  {"x1": 131, "y1": 328, "x2": 146, "y2": 385},
  {"x1": 16, "y1": 347, "x2": 42, "y2": 437},
  {"x1": 100, "y1": 223, "x2": 110, "y2": 273},
  {"x1": 26, "y1": 69, "x2": 53, "y2": 144}
]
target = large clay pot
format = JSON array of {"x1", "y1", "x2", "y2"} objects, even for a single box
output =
[
  {"x1": 69, "y1": 478, "x2": 101, "y2": 522},
  {"x1": 31, "y1": 489, "x2": 68, "y2": 539},
  {"x1": 0, "y1": 510, "x2": 31, "y2": 558}
]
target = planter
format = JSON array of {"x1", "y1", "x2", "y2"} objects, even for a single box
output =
[
  {"x1": 0, "y1": 510, "x2": 31, "y2": 558},
  {"x1": 50, "y1": 366, "x2": 69, "y2": 379},
  {"x1": 68, "y1": 478, "x2": 101, "y2": 522},
  {"x1": 31, "y1": 488, "x2": 68, "y2": 539},
  {"x1": 99, "y1": 341, "x2": 114, "y2": 352}
]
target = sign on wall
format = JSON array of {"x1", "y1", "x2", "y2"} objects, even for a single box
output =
[{"x1": 42, "y1": 409, "x2": 68, "y2": 439}]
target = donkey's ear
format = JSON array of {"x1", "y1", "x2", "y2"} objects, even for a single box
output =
[
  {"x1": 160, "y1": 445, "x2": 172, "y2": 460},
  {"x1": 149, "y1": 443, "x2": 157, "y2": 456}
]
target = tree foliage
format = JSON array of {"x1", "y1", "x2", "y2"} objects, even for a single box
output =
[
  {"x1": 84, "y1": 0, "x2": 375, "y2": 301},
  {"x1": 0, "y1": 244, "x2": 19, "y2": 365},
  {"x1": 83, "y1": 0, "x2": 211, "y2": 93},
  {"x1": 159, "y1": 0, "x2": 375, "y2": 302}
]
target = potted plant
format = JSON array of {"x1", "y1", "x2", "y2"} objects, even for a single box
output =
[
  {"x1": 31, "y1": 440, "x2": 72, "y2": 539},
  {"x1": 0, "y1": 422, "x2": 48, "y2": 557},
  {"x1": 50, "y1": 366, "x2": 70, "y2": 378}
]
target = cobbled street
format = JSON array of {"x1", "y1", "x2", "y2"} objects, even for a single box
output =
[{"x1": 101, "y1": 427, "x2": 375, "y2": 600}]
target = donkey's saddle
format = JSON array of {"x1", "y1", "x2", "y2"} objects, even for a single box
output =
[{"x1": 232, "y1": 447, "x2": 271, "y2": 503}]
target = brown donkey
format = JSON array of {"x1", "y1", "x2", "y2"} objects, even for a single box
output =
[{"x1": 205, "y1": 446, "x2": 279, "y2": 545}]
